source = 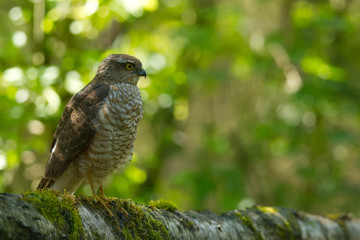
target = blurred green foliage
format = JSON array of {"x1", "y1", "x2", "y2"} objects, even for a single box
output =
[{"x1": 1, "y1": 0, "x2": 360, "y2": 215}]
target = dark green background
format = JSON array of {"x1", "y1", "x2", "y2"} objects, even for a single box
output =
[{"x1": 1, "y1": 0, "x2": 360, "y2": 215}]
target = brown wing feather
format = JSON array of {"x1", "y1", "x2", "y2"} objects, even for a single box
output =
[{"x1": 37, "y1": 80, "x2": 110, "y2": 189}]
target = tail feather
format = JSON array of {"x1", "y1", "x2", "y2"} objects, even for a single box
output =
[{"x1": 37, "y1": 177, "x2": 55, "y2": 189}]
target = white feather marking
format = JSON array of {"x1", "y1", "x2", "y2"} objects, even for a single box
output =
[{"x1": 51, "y1": 140, "x2": 58, "y2": 155}]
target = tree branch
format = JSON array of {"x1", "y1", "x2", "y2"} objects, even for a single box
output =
[{"x1": 0, "y1": 191, "x2": 359, "y2": 239}]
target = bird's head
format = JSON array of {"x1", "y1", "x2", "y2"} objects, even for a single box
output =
[{"x1": 97, "y1": 54, "x2": 146, "y2": 85}]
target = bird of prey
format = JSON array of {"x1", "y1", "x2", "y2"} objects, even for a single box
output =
[{"x1": 37, "y1": 54, "x2": 146, "y2": 214}]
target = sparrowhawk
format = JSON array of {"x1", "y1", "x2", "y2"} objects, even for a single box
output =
[{"x1": 37, "y1": 54, "x2": 146, "y2": 214}]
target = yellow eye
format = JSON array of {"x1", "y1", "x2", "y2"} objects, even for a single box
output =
[{"x1": 126, "y1": 63, "x2": 134, "y2": 70}]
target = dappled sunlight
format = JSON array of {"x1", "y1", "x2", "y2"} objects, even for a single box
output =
[
  {"x1": 65, "y1": 71, "x2": 85, "y2": 94},
  {"x1": 12, "y1": 31, "x2": 27, "y2": 48},
  {"x1": 301, "y1": 55, "x2": 346, "y2": 81},
  {"x1": 0, "y1": 151, "x2": 7, "y2": 171},
  {"x1": 174, "y1": 99, "x2": 188, "y2": 121},
  {"x1": 27, "y1": 120, "x2": 45, "y2": 135},
  {"x1": 157, "y1": 93, "x2": 173, "y2": 109},
  {"x1": 71, "y1": 0, "x2": 99, "y2": 19},
  {"x1": 40, "y1": 66, "x2": 60, "y2": 86}
]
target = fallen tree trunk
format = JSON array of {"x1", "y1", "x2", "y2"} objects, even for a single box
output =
[{"x1": 0, "y1": 191, "x2": 359, "y2": 240}]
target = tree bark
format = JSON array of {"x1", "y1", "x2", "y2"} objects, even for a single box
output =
[{"x1": 0, "y1": 191, "x2": 359, "y2": 240}]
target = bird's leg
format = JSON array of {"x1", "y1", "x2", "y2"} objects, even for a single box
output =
[
  {"x1": 86, "y1": 171, "x2": 113, "y2": 216},
  {"x1": 99, "y1": 185, "x2": 107, "y2": 200},
  {"x1": 99, "y1": 185, "x2": 129, "y2": 217},
  {"x1": 86, "y1": 171, "x2": 97, "y2": 198}
]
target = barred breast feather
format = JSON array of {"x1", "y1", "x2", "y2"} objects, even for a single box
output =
[{"x1": 79, "y1": 83, "x2": 143, "y2": 187}]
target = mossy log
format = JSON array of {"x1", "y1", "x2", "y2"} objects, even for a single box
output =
[{"x1": 0, "y1": 191, "x2": 360, "y2": 240}]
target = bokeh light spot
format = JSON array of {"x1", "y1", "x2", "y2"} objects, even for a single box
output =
[
  {"x1": 42, "y1": 87, "x2": 61, "y2": 115},
  {"x1": 65, "y1": 71, "x2": 85, "y2": 94},
  {"x1": 302, "y1": 111, "x2": 316, "y2": 127},
  {"x1": 15, "y1": 89, "x2": 30, "y2": 103},
  {"x1": 158, "y1": 93, "x2": 173, "y2": 108},
  {"x1": 174, "y1": 72, "x2": 187, "y2": 85},
  {"x1": 125, "y1": 166, "x2": 147, "y2": 184},
  {"x1": 26, "y1": 67, "x2": 38, "y2": 81},
  {"x1": 120, "y1": 0, "x2": 144, "y2": 17},
  {"x1": 40, "y1": 66, "x2": 59, "y2": 86},
  {"x1": 12, "y1": 31, "x2": 27, "y2": 47},
  {"x1": 3, "y1": 67, "x2": 25, "y2": 85},
  {"x1": 143, "y1": 0, "x2": 158, "y2": 11},
  {"x1": 70, "y1": 20, "x2": 84, "y2": 34},
  {"x1": 182, "y1": 9, "x2": 197, "y2": 25},
  {"x1": 174, "y1": 100, "x2": 189, "y2": 121},
  {"x1": 0, "y1": 151, "x2": 7, "y2": 171},
  {"x1": 149, "y1": 53, "x2": 167, "y2": 72},
  {"x1": 41, "y1": 18, "x2": 54, "y2": 33},
  {"x1": 21, "y1": 151, "x2": 37, "y2": 165},
  {"x1": 28, "y1": 120, "x2": 45, "y2": 135},
  {"x1": 250, "y1": 32, "x2": 264, "y2": 51},
  {"x1": 98, "y1": 6, "x2": 110, "y2": 17},
  {"x1": 32, "y1": 52, "x2": 45, "y2": 65},
  {"x1": 8, "y1": 7, "x2": 23, "y2": 21}
]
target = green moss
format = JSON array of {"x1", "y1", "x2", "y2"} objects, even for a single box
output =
[
  {"x1": 148, "y1": 199, "x2": 178, "y2": 212},
  {"x1": 235, "y1": 211, "x2": 264, "y2": 240},
  {"x1": 184, "y1": 219, "x2": 195, "y2": 229},
  {"x1": 326, "y1": 213, "x2": 352, "y2": 235},
  {"x1": 107, "y1": 199, "x2": 171, "y2": 240},
  {"x1": 22, "y1": 189, "x2": 84, "y2": 240},
  {"x1": 326, "y1": 213, "x2": 352, "y2": 221},
  {"x1": 235, "y1": 211, "x2": 256, "y2": 231},
  {"x1": 22, "y1": 191, "x2": 170, "y2": 239},
  {"x1": 256, "y1": 206, "x2": 278, "y2": 214},
  {"x1": 256, "y1": 206, "x2": 294, "y2": 239}
]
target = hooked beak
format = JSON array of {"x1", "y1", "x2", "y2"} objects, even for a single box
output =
[{"x1": 139, "y1": 69, "x2": 147, "y2": 78}]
